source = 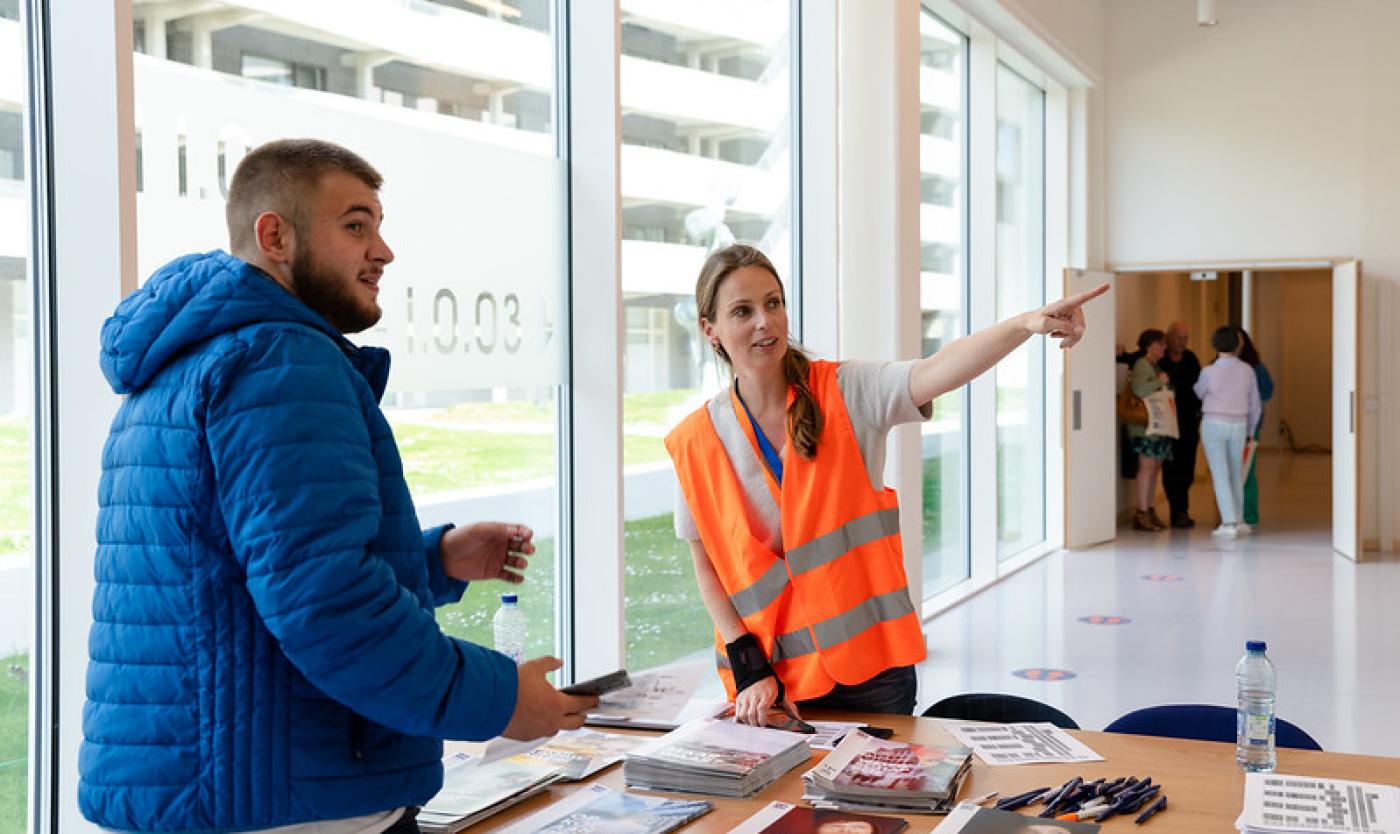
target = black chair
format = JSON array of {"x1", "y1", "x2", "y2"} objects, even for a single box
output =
[
  {"x1": 1103, "y1": 704, "x2": 1322, "y2": 751},
  {"x1": 922, "y1": 692, "x2": 1080, "y2": 730}
]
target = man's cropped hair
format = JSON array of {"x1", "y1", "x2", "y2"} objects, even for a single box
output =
[{"x1": 226, "y1": 138, "x2": 383, "y2": 255}]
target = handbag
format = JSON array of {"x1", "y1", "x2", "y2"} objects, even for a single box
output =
[{"x1": 1117, "y1": 385, "x2": 1148, "y2": 425}]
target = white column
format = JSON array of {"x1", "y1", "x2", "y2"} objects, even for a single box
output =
[
  {"x1": 1044, "y1": 80, "x2": 1069, "y2": 551},
  {"x1": 142, "y1": 12, "x2": 167, "y2": 60},
  {"x1": 966, "y1": 19, "x2": 999, "y2": 583},
  {"x1": 797, "y1": 0, "x2": 838, "y2": 357},
  {"x1": 567, "y1": 0, "x2": 624, "y2": 680},
  {"x1": 836, "y1": 0, "x2": 923, "y2": 597},
  {"x1": 37, "y1": 0, "x2": 136, "y2": 830},
  {"x1": 189, "y1": 23, "x2": 213, "y2": 70}
]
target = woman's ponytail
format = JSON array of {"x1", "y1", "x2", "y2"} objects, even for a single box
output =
[{"x1": 783, "y1": 347, "x2": 822, "y2": 459}]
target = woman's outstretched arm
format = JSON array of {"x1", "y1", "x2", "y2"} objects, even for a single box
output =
[{"x1": 909, "y1": 283, "x2": 1109, "y2": 406}]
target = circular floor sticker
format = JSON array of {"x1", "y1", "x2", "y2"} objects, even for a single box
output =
[
  {"x1": 1012, "y1": 668, "x2": 1077, "y2": 681},
  {"x1": 1140, "y1": 574, "x2": 1185, "y2": 582},
  {"x1": 1078, "y1": 615, "x2": 1132, "y2": 625}
]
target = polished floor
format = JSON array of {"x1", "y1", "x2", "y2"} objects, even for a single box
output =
[{"x1": 916, "y1": 451, "x2": 1400, "y2": 757}]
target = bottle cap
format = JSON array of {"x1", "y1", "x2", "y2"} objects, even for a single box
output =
[
  {"x1": 502, "y1": 594, "x2": 519, "y2": 605},
  {"x1": 1246, "y1": 640, "x2": 1266, "y2": 652}
]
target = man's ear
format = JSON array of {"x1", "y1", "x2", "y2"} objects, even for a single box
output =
[{"x1": 253, "y1": 211, "x2": 296, "y2": 266}]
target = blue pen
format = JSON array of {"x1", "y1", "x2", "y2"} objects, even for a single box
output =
[
  {"x1": 1108, "y1": 783, "x2": 1160, "y2": 819},
  {"x1": 1135, "y1": 794, "x2": 1168, "y2": 825},
  {"x1": 1040, "y1": 777, "x2": 1083, "y2": 817},
  {"x1": 1126, "y1": 785, "x2": 1162, "y2": 812},
  {"x1": 996, "y1": 787, "x2": 1051, "y2": 811}
]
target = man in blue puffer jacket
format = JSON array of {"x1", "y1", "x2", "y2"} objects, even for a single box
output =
[{"x1": 81, "y1": 139, "x2": 597, "y2": 833}]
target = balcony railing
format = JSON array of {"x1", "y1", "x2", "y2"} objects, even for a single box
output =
[{"x1": 622, "y1": 143, "x2": 784, "y2": 217}]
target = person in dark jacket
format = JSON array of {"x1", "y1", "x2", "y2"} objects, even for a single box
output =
[
  {"x1": 1157, "y1": 321, "x2": 1203, "y2": 528},
  {"x1": 1238, "y1": 328, "x2": 1275, "y2": 525},
  {"x1": 81, "y1": 139, "x2": 596, "y2": 834}
]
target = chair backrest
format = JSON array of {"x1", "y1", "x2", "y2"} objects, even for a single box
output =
[
  {"x1": 1102, "y1": 704, "x2": 1322, "y2": 751},
  {"x1": 922, "y1": 692, "x2": 1080, "y2": 730}
]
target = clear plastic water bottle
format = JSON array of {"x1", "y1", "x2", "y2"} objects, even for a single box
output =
[
  {"x1": 492, "y1": 594, "x2": 527, "y2": 665},
  {"x1": 1236, "y1": 640, "x2": 1277, "y2": 772}
]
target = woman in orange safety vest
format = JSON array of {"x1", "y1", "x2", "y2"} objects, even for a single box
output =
[{"x1": 665, "y1": 245, "x2": 1107, "y2": 726}]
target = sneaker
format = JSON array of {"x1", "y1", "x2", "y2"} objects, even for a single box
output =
[
  {"x1": 1171, "y1": 513, "x2": 1195, "y2": 529},
  {"x1": 1211, "y1": 524, "x2": 1237, "y2": 538},
  {"x1": 1235, "y1": 522, "x2": 1252, "y2": 536}
]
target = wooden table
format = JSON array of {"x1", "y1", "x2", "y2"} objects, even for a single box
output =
[{"x1": 457, "y1": 713, "x2": 1400, "y2": 833}]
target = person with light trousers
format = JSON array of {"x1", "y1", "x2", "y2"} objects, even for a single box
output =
[{"x1": 1194, "y1": 326, "x2": 1262, "y2": 538}]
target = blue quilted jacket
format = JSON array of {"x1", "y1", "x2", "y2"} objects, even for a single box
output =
[{"x1": 81, "y1": 251, "x2": 518, "y2": 832}]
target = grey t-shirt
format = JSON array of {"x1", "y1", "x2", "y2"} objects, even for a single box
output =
[{"x1": 673, "y1": 360, "x2": 931, "y2": 549}]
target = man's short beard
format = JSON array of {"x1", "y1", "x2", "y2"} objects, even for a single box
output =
[{"x1": 290, "y1": 245, "x2": 381, "y2": 334}]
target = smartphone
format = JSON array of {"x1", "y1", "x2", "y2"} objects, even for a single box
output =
[
  {"x1": 859, "y1": 725, "x2": 895, "y2": 739},
  {"x1": 561, "y1": 670, "x2": 632, "y2": 697}
]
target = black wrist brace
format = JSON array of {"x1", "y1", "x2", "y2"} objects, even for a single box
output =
[{"x1": 725, "y1": 634, "x2": 783, "y2": 700}]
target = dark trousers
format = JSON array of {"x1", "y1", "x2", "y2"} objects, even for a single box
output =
[
  {"x1": 797, "y1": 665, "x2": 918, "y2": 716},
  {"x1": 1163, "y1": 428, "x2": 1200, "y2": 516},
  {"x1": 382, "y1": 808, "x2": 420, "y2": 834}
]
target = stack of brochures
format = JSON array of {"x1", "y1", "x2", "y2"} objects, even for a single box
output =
[
  {"x1": 486, "y1": 728, "x2": 647, "y2": 780},
  {"x1": 1236, "y1": 772, "x2": 1400, "y2": 834},
  {"x1": 416, "y1": 752, "x2": 564, "y2": 834},
  {"x1": 731, "y1": 800, "x2": 911, "y2": 834},
  {"x1": 493, "y1": 783, "x2": 713, "y2": 834},
  {"x1": 623, "y1": 717, "x2": 812, "y2": 798},
  {"x1": 801, "y1": 728, "x2": 973, "y2": 815},
  {"x1": 933, "y1": 804, "x2": 1100, "y2": 832}
]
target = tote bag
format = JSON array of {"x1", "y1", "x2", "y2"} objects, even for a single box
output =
[{"x1": 1144, "y1": 390, "x2": 1179, "y2": 439}]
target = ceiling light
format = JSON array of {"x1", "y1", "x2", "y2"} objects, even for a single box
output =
[{"x1": 1197, "y1": 0, "x2": 1219, "y2": 26}]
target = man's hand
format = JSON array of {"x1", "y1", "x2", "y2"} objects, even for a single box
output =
[
  {"x1": 501, "y1": 657, "x2": 598, "y2": 741},
  {"x1": 440, "y1": 523, "x2": 534, "y2": 583},
  {"x1": 1022, "y1": 283, "x2": 1111, "y2": 349}
]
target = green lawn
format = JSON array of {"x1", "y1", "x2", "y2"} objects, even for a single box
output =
[
  {"x1": 0, "y1": 419, "x2": 31, "y2": 557},
  {"x1": 0, "y1": 655, "x2": 27, "y2": 834},
  {"x1": 433, "y1": 389, "x2": 695, "y2": 429},
  {"x1": 622, "y1": 514, "x2": 712, "y2": 670},
  {"x1": 621, "y1": 389, "x2": 697, "y2": 426},
  {"x1": 434, "y1": 513, "x2": 711, "y2": 672}
]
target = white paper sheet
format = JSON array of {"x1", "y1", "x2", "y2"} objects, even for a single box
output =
[
  {"x1": 946, "y1": 721, "x2": 1103, "y2": 765},
  {"x1": 1238, "y1": 773, "x2": 1400, "y2": 834}
]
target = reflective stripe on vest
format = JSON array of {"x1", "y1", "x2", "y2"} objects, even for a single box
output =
[
  {"x1": 786, "y1": 507, "x2": 901, "y2": 576},
  {"x1": 730, "y1": 506, "x2": 900, "y2": 617}
]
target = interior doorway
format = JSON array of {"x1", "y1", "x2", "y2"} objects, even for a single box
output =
[
  {"x1": 1063, "y1": 260, "x2": 1360, "y2": 558},
  {"x1": 1113, "y1": 268, "x2": 1332, "y2": 539}
]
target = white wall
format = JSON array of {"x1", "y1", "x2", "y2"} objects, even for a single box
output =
[{"x1": 1095, "y1": 0, "x2": 1400, "y2": 550}]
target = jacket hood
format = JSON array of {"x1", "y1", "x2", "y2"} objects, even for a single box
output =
[{"x1": 100, "y1": 250, "x2": 389, "y2": 396}]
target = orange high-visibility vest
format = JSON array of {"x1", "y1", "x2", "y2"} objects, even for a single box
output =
[{"x1": 664, "y1": 360, "x2": 926, "y2": 702}]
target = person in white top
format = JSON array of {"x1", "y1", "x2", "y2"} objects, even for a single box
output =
[{"x1": 1193, "y1": 326, "x2": 1262, "y2": 538}]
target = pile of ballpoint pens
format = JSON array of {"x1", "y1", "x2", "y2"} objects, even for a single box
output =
[{"x1": 992, "y1": 775, "x2": 1169, "y2": 824}]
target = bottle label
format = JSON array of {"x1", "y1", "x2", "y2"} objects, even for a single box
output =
[{"x1": 1244, "y1": 713, "x2": 1275, "y2": 747}]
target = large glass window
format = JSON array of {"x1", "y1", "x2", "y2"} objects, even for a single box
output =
[
  {"x1": 619, "y1": 2, "x2": 795, "y2": 671},
  {"x1": 994, "y1": 63, "x2": 1045, "y2": 560},
  {"x1": 0, "y1": 3, "x2": 31, "y2": 830},
  {"x1": 131, "y1": 0, "x2": 565, "y2": 659},
  {"x1": 918, "y1": 9, "x2": 968, "y2": 598}
]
